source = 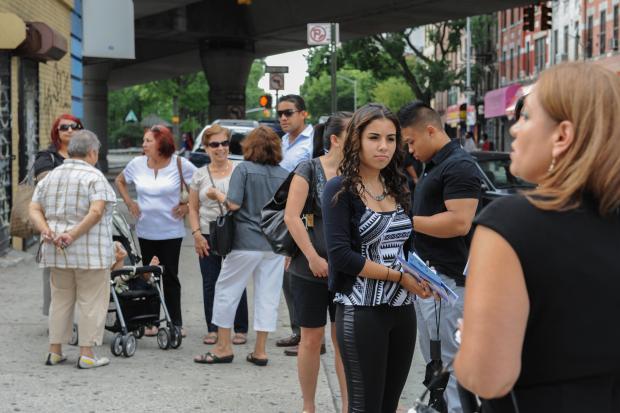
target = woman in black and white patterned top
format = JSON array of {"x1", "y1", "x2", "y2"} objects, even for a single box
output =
[{"x1": 323, "y1": 104, "x2": 433, "y2": 412}]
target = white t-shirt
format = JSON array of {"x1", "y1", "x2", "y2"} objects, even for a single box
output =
[
  {"x1": 189, "y1": 161, "x2": 238, "y2": 234},
  {"x1": 123, "y1": 155, "x2": 197, "y2": 240}
]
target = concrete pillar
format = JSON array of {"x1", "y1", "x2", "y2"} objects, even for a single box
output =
[
  {"x1": 83, "y1": 63, "x2": 112, "y2": 172},
  {"x1": 199, "y1": 38, "x2": 255, "y2": 121}
]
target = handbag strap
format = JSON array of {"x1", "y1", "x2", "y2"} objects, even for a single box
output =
[
  {"x1": 176, "y1": 156, "x2": 189, "y2": 192},
  {"x1": 205, "y1": 164, "x2": 225, "y2": 216}
]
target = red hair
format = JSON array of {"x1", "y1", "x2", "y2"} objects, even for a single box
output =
[
  {"x1": 149, "y1": 125, "x2": 176, "y2": 158},
  {"x1": 50, "y1": 114, "x2": 84, "y2": 149}
]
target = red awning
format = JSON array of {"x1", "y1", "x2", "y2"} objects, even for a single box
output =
[{"x1": 484, "y1": 84, "x2": 522, "y2": 118}]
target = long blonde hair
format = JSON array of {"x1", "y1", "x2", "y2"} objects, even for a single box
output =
[{"x1": 528, "y1": 62, "x2": 620, "y2": 216}]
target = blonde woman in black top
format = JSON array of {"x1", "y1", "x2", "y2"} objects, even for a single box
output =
[{"x1": 455, "y1": 62, "x2": 620, "y2": 412}]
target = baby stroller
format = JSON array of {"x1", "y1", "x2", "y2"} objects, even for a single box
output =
[
  {"x1": 104, "y1": 208, "x2": 182, "y2": 357},
  {"x1": 106, "y1": 264, "x2": 182, "y2": 357}
]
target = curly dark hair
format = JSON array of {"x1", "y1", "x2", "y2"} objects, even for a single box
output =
[{"x1": 336, "y1": 103, "x2": 410, "y2": 210}]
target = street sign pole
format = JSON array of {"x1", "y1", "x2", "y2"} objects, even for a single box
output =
[{"x1": 330, "y1": 22, "x2": 337, "y2": 114}]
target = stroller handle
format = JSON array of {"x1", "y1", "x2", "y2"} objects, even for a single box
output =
[{"x1": 111, "y1": 265, "x2": 164, "y2": 277}]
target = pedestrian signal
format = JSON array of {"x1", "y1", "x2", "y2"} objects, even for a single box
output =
[
  {"x1": 259, "y1": 94, "x2": 272, "y2": 108},
  {"x1": 524, "y1": 6, "x2": 535, "y2": 32}
]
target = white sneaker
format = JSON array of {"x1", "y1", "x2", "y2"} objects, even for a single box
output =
[
  {"x1": 77, "y1": 355, "x2": 110, "y2": 369},
  {"x1": 45, "y1": 352, "x2": 67, "y2": 366}
]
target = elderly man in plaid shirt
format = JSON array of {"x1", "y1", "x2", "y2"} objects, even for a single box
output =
[{"x1": 29, "y1": 130, "x2": 117, "y2": 369}]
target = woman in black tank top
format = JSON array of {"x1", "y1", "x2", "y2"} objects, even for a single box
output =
[{"x1": 454, "y1": 62, "x2": 620, "y2": 413}]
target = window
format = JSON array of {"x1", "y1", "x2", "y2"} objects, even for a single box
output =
[
  {"x1": 575, "y1": 21, "x2": 580, "y2": 59},
  {"x1": 587, "y1": 15, "x2": 593, "y2": 58},
  {"x1": 535, "y1": 37, "x2": 546, "y2": 72},
  {"x1": 564, "y1": 25, "x2": 569, "y2": 56},
  {"x1": 525, "y1": 41, "x2": 530, "y2": 75},
  {"x1": 508, "y1": 8, "x2": 512, "y2": 25},
  {"x1": 502, "y1": 51, "x2": 506, "y2": 78},
  {"x1": 600, "y1": 10, "x2": 607, "y2": 54},
  {"x1": 509, "y1": 49, "x2": 513, "y2": 80},
  {"x1": 614, "y1": 6, "x2": 619, "y2": 50},
  {"x1": 553, "y1": 29, "x2": 559, "y2": 63}
]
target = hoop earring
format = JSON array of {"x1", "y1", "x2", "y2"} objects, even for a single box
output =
[{"x1": 548, "y1": 157, "x2": 556, "y2": 173}]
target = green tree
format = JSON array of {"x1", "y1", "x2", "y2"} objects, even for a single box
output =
[
  {"x1": 371, "y1": 77, "x2": 415, "y2": 113},
  {"x1": 301, "y1": 69, "x2": 375, "y2": 120}
]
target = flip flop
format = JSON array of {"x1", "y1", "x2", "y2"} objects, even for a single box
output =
[
  {"x1": 203, "y1": 332, "x2": 218, "y2": 345},
  {"x1": 194, "y1": 351, "x2": 234, "y2": 364},
  {"x1": 246, "y1": 352, "x2": 268, "y2": 366},
  {"x1": 232, "y1": 333, "x2": 247, "y2": 345}
]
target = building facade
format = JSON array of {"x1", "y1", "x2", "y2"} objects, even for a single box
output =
[{"x1": 0, "y1": 0, "x2": 83, "y2": 254}]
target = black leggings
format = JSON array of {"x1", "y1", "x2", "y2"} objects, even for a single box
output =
[
  {"x1": 336, "y1": 304, "x2": 417, "y2": 413},
  {"x1": 139, "y1": 237, "x2": 183, "y2": 326}
]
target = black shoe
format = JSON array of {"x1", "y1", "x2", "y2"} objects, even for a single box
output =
[
  {"x1": 276, "y1": 334, "x2": 300, "y2": 347},
  {"x1": 284, "y1": 344, "x2": 326, "y2": 357}
]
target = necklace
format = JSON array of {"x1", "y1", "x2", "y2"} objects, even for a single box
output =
[
  {"x1": 361, "y1": 179, "x2": 388, "y2": 202},
  {"x1": 209, "y1": 161, "x2": 230, "y2": 175}
]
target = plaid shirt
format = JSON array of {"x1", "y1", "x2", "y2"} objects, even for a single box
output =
[{"x1": 32, "y1": 159, "x2": 117, "y2": 269}]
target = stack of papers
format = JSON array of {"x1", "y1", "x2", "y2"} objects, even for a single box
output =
[{"x1": 397, "y1": 252, "x2": 459, "y2": 305}]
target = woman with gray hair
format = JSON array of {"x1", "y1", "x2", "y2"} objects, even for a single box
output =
[{"x1": 29, "y1": 130, "x2": 117, "y2": 369}]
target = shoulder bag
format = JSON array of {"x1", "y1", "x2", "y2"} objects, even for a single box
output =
[
  {"x1": 260, "y1": 162, "x2": 314, "y2": 257},
  {"x1": 206, "y1": 165, "x2": 234, "y2": 256},
  {"x1": 9, "y1": 154, "x2": 54, "y2": 239},
  {"x1": 176, "y1": 156, "x2": 189, "y2": 205}
]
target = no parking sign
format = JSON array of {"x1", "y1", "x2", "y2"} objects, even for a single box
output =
[{"x1": 307, "y1": 23, "x2": 339, "y2": 46}]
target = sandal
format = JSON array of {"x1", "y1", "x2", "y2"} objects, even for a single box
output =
[
  {"x1": 232, "y1": 333, "x2": 247, "y2": 345},
  {"x1": 203, "y1": 332, "x2": 218, "y2": 345},
  {"x1": 144, "y1": 326, "x2": 158, "y2": 337},
  {"x1": 246, "y1": 352, "x2": 268, "y2": 366},
  {"x1": 193, "y1": 351, "x2": 234, "y2": 364}
]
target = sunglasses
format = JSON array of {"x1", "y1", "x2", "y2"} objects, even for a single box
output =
[
  {"x1": 58, "y1": 123, "x2": 83, "y2": 132},
  {"x1": 277, "y1": 109, "x2": 300, "y2": 118},
  {"x1": 207, "y1": 140, "x2": 230, "y2": 148}
]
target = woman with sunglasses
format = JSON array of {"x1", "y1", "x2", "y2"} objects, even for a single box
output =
[
  {"x1": 115, "y1": 125, "x2": 196, "y2": 337},
  {"x1": 33, "y1": 114, "x2": 84, "y2": 318},
  {"x1": 188, "y1": 125, "x2": 249, "y2": 349}
]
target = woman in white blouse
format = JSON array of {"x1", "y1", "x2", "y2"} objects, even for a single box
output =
[
  {"x1": 115, "y1": 125, "x2": 196, "y2": 337},
  {"x1": 188, "y1": 125, "x2": 249, "y2": 348}
]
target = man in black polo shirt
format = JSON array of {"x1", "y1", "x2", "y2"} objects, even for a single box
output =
[{"x1": 398, "y1": 102, "x2": 481, "y2": 413}]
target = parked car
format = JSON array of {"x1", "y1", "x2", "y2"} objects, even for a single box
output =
[
  {"x1": 471, "y1": 151, "x2": 535, "y2": 208},
  {"x1": 258, "y1": 119, "x2": 284, "y2": 137},
  {"x1": 188, "y1": 120, "x2": 256, "y2": 167}
]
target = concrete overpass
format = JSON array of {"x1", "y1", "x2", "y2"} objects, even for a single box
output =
[{"x1": 83, "y1": 0, "x2": 533, "y2": 169}]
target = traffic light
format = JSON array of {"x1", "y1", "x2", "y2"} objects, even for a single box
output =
[
  {"x1": 259, "y1": 94, "x2": 272, "y2": 108},
  {"x1": 540, "y1": 3, "x2": 552, "y2": 30},
  {"x1": 523, "y1": 6, "x2": 535, "y2": 32}
]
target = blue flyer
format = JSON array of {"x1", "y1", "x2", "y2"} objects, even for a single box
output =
[{"x1": 397, "y1": 253, "x2": 459, "y2": 305}]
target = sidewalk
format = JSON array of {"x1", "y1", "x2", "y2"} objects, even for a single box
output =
[{"x1": 0, "y1": 219, "x2": 425, "y2": 412}]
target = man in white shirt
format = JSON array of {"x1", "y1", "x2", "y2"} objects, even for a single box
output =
[{"x1": 275, "y1": 95, "x2": 313, "y2": 354}]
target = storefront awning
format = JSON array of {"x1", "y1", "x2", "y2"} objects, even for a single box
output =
[
  {"x1": 505, "y1": 84, "x2": 534, "y2": 120},
  {"x1": 0, "y1": 13, "x2": 26, "y2": 50},
  {"x1": 484, "y1": 84, "x2": 521, "y2": 118}
]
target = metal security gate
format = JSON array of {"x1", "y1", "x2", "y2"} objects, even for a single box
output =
[
  {"x1": 19, "y1": 59, "x2": 39, "y2": 182},
  {"x1": 0, "y1": 52, "x2": 12, "y2": 256}
]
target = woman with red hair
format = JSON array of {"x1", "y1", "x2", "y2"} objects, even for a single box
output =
[
  {"x1": 33, "y1": 113, "x2": 84, "y2": 318},
  {"x1": 116, "y1": 125, "x2": 196, "y2": 337}
]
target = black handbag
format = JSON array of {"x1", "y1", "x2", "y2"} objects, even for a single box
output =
[
  {"x1": 260, "y1": 164, "x2": 314, "y2": 257},
  {"x1": 206, "y1": 166, "x2": 234, "y2": 256}
]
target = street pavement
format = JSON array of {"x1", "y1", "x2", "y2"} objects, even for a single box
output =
[{"x1": 0, "y1": 196, "x2": 426, "y2": 413}]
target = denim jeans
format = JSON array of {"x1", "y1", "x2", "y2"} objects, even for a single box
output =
[{"x1": 199, "y1": 249, "x2": 248, "y2": 333}]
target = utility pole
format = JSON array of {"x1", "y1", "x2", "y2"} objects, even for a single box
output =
[
  {"x1": 330, "y1": 22, "x2": 337, "y2": 114},
  {"x1": 466, "y1": 17, "x2": 472, "y2": 100}
]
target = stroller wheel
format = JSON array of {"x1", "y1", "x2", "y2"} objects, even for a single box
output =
[
  {"x1": 69, "y1": 324, "x2": 79, "y2": 346},
  {"x1": 135, "y1": 326, "x2": 145, "y2": 339},
  {"x1": 170, "y1": 326, "x2": 182, "y2": 349},
  {"x1": 111, "y1": 333, "x2": 123, "y2": 357},
  {"x1": 122, "y1": 334, "x2": 137, "y2": 357},
  {"x1": 157, "y1": 327, "x2": 170, "y2": 350}
]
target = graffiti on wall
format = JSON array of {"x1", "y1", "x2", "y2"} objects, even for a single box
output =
[
  {"x1": 0, "y1": 52, "x2": 12, "y2": 254},
  {"x1": 42, "y1": 62, "x2": 71, "y2": 127},
  {"x1": 19, "y1": 60, "x2": 39, "y2": 181}
]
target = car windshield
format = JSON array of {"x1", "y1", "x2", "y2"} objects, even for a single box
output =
[{"x1": 477, "y1": 158, "x2": 530, "y2": 189}]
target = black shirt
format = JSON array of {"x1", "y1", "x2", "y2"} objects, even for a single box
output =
[
  {"x1": 412, "y1": 140, "x2": 481, "y2": 284},
  {"x1": 33, "y1": 145, "x2": 64, "y2": 178},
  {"x1": 475, "y1": 194, "x2": 620, "y2": 413}
]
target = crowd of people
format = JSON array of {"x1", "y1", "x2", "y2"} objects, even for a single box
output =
[{"x1": 29, "y1": 61, "x2": 620, "y2": 412}]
